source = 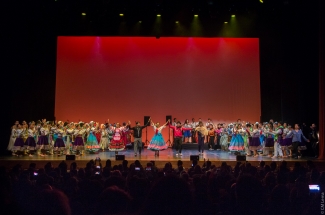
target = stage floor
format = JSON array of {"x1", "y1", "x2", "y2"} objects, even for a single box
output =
[{"x1": 0, "y1": 148, "x2": 322, "y2": 170}]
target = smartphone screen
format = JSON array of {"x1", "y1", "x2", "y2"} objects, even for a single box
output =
[
  {"x1": 135, "y1": 167, "x2": 140, "y2": 171},
  {"x1": 309, "y1": 185, "x2": 320, "y2": 193},
  {"x1": 96, "y1": 166, "x2": 100, "y2": 168},
  {"x1": 34, "y1": 172, "x2": 38, "y2": 176},
  {"x1": 146, "y1": 167, "x2": 151, "y2": 171},
  {"x1": 95, "y1": 172, "x2": 100, "y2": 175}
]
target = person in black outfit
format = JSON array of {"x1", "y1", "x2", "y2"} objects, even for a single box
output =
[
  {"x1": 309, "y1": 123, "x2": 319, "y2": 158},
  {"x1": 128, "y1": 119, "x2": 150, "y2": 157}
]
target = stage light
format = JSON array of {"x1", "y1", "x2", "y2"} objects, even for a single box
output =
[
  {"x1": 194, "y1": 14, "x2": 198, "y2": 17},
  {"x1": 259, "y1": 0, "x2": 263, "y2": 3},
  {"x1": 81, "y1": 13, "x2": 86, "y2": 16},
  {"x1": 119, "y1": 14, "x2": 124, "y2": 16},
  {"x1": 157, "y1": 14, "x2": 161, "y2": 17},
  {"x1": 139, "y1": 21, "x2": 142, "y2": 23},
  {"x1": 231, "y1": 15, "x2": 236, "y2": 18},
  {"x1": 224, "y1": 21, "x2": 228, "y2": 24},
  {"x1": 175, "y1": 21, "x2": 179, "y2": 24}
]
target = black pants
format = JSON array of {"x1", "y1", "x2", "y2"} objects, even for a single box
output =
[
  {"x1": 198, "y1": 135, "x2": 205, "y2": 153},
  {"x1": 208, "y1": 136, "x2": 215, "y2": 149},
  {"x1": 191, "y1": 131, "x2": 196, "y2": 143},
  {"x1": 312, "y1": 141, "x2": 319, "y2": 157},
  {"x1": 216, "y1": 135, "x2": 221, "y2": 149},
  {"x1": 174, "y1": 137, "x2": 183, "y2": 153},
  {"x1": 292, "y1": 141, "x2": 301, "y2": 157}
]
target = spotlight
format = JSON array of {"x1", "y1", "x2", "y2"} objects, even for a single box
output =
[
  {"x1": 139, "y1": 21, "x2": 142, "y2": 23},
  {"x1": 81, "y1": 13, "x2": 86, "y2": 16},
  {"x1": 119, "y1": 14, "x2": 124, "y2": 16},
  {"x1": 157, "y1": 14, "x2": 161, "y2": 17},
  {"x1": 259, "y1": 0, "x2": 263, "y2": 3},
  {"x1": 175, "y1": 21, "x2": 179, "y2": 24},
  {"x1": 194, "y1": 14, "x2": 198, "y2": 17},
  {"x1": 231, "y1": 15, "x2": 236, "y2": 18},
  {"x1": 224, "y1": 21, "x2": 228, "y2": 24}
]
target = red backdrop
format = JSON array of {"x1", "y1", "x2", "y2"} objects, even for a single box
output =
[{"x1": 56, "y1": 37, "x2": 260, "y2": 140}]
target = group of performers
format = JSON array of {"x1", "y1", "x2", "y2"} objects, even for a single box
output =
[{"x1": 7, "y1": 118, "x2": 310, "y2": 159}]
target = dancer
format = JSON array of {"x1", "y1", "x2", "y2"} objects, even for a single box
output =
[
  {"x1": 99, "y1": 124, "x2": 109, "y2": 151},
  {"x1": 109, "y1": 121, "x2": 129, "y2": 155},
  {"x1": 269, "y1": 122, "x2": 284, "y2": 159},
  {"x1": 8, "y1": 121, "x2": 19, "y2": 154},
  {"x1": 195, "y1": 121, "x2": 209, "y2": 155},
  {"x1": 168, "y1": 120, "x2": 193, "y2": 156},
  {"x1": 25, "y1": 122, "x2": 37, "y2": 157},
  {"x1": 147, "y1": 119, "x2": 169, "y2": 156},
  {"x1": 128, "y1": 119, "x2": 151, "y2": 157},
  {"x1": 263, "y1": 123, "x2": 274, "y2": 157},
  {"x1": 228, "y1": 123, "x2": 245, "y2": 153},
  {"x1": 36, "y1": 120, "x2": 50, "y2": 157},
  {"x1": 12, "y1": 124, "x2": 25, "y2": 156},
  {"x1": 85, "y1": 121, "x2": 100, "y2": 153},
  {"x1": 53, "y1": 124, "x2": 66, "y2": 156},
  {"x1": 73, "y1": 123, "x2": 86, "y2": 156},
  {"x1": 286, "y1": 123, "x2": 309, "y2": 159},
  {"x1": 190, "y1": 118, "x2": 198, "y2": 143},
  {"x1": 207, "y1": 124, "x2": 216, "y2": 151},
  {"x1": 65, "y1": 123, "x2": 75, "y2": 155},
  {"x1": 183, "y1": 119, "x2": 192, "y2": 143},
  {"x1": 248, "y1": 123, "x2": 261, "y2": 157}
]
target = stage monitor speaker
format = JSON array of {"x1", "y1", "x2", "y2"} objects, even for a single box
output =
[
  {"x1": 66, "y1": 155, "x2": 75, "y2": 160},
  {"x1": 144, "y1": 116, "x2": 150, "y2": 125},
  {"x1": 190, "y1": 155, "x2": 199, "y2": 161},
  {"x1": 236, "y1": 155, "x2": 246, "y2": 161},
  {"x1": 166, "y1": 115, "x2": 172, "y2": 123},
  {"x1": 116, "y1": 155, "x2": 125, "y2": 160}
]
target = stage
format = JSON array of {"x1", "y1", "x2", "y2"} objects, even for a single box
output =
[{"x1": 1, "y1": 148, "x2": 323, "y2": 171}]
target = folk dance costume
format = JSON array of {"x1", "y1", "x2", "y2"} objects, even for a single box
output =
[
  {"x1": 183, "y1": 123, "x2": 192, "y2": 143},
  {"x1": 73, "y1": 127, "x2": 86, "y2": 155},
  {"x1": 12, "y1": 128, "x2": 25, "y2": 156},
  {"x1": 220, "y1": 128, "x2": 229, "y2": 151},
  {"x1": 25, "y1": 127, "x2": 37, "y2": 156},
  {"x1": 108, "y1": 126, "x2": 126, "y2": 154},
  {"x1": 248, "y1": 129, "x2": 262, "y2": 157},
  {"x1": 99, "y1": 127, "x2": 109, "y2": 151},
  {"x1": 53, "y1": 127, "x2": 66, "y2": 156},
  {"x1": 228, "y1": 128, "x2": 245, "y2": 152},
  {"x1": 8, "y1": 127, "x2": 17, "y2": 153},
  {"x1": 270, "y1": 125, "x2": 284, "y2": 158},
  {"x1": 86, "y1": 126, "x2": 100, "y2": 153},
  {"x1": 147, "y1": 124, "x2": 168, "y2": 156},
  {"x1": 65, "y1": 127, "x2": 74, "y2": 155},
  {"x1": 37, "y1": 126, "x2": 50, "y2": 156},
  {"x1": 207, "y1": 129, "x2": 216, "y2": 150}
]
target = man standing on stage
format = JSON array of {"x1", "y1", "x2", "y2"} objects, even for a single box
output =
[
  {"x1": 128, "y1": 119, "x2": 150, "y2": 157},
  {"x1": 191, "y1": 118, "x2": 198, "y2": 143},
  {"x1": 168, "y1": 120, "x2": 193, "y2": 156}
]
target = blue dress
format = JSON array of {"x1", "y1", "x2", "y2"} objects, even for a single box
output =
[
  {"x1": 147, "y1": 126, "x2": 168, "y2": 151},
  {"x1": 86, "y1": 129, "x2": 100, "y2": 153},
  {"x1": 228, "y1": 129, "x2": 245, "y2": 151}
]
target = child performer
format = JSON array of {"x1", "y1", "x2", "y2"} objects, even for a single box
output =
[{"x1": 147, "y1": 119, "x2": 169, "y2": 156}]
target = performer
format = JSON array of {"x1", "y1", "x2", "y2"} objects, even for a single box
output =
[
  {"x1": 65, "y1": 123, "x2": 75, "y2": 155},
  {"x1": 248, "y1": 123, "x2": 261, "y2": 157},
  {"x1": 228, "y1": 123, "x2": 245, "y2": 152},
  {"x1": 128, "y1": 119, "x2": 150, "y2": 157},
  {"x1": 147, "y1": 119, "x2": 169, "y2": 156},
  {"x1": 73, "y1": 123, "x2": 86, "y2": 156},
  {"x1": 25, "y1": 122, "x2": 37, "y2": 157},
  {"x1": 109, "y1": 121, "x2": 129, "y2": 155},
  {"x1": 99, "y1": 124, "x2": 109, "y2": 151},
  {"x1": 53, "y1": 124, "x2": 66, "y2": 156},
  {"x1": 215, "y1": 123, "x2": 223, "y2": 150},
  {"x1": 269, "y1": 122, "x2": 284, "y2": 159},
  {"x1": 12, "y1": 124, "x2": 25, "y2": 156},
  {"x1": 36, "y1": 120, "x2": 50, "y2": 157},
  {"x1": 168, "y1": 120, "x2": 193, "y2": 156},
  {"x1": 220, "y1": 124, "x2": 229, "y2": 151},
  {"x1": 207, "y1": 124, "x2": 216, "y2": 151},
  {"x1": 183, "y1": 119, "x2": 192, "y2": 143},
  {"x1": 8, "y1": 121, "x2": 19, "y2": 154},
  {"x1": 190, "y1": 118, "x2": 198, "y2": 143},
  {"x1": 282, "y1": 122, "x2": 292, "y2": 157},
  {"x1": 121, "y1": 122, "x2": 131, "y2": 148},
  {"x1": 195, "y1": 121, "x2": 209, "y2": 155},
  {"x1": 286, "y1": 123, "x2": 309, "y2": 159},
  {"x1": 262, "y1": 123, "x2": 274, "y2": 157},
  {"x1": 85, "y1": 121, "x2": 100, "y2": 153}
]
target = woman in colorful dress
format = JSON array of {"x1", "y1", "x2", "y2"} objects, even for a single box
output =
[
  {"x1": 37, "y1": 121, "x2": 50, "y2": 157},
  {"x1": 94, "y1": 122, "x2": 101, "y2": 144},
  {"x1": 73, "y1": 123, "x2": 86, "y2": 156},
  {"x1": 147, "y1": 120, "x2": 169, "y2": 156},
  {"x1": 25, "y1": 122, "x2": 37, "y2": 157},
  {"x1": 12, "y1": 124, "x2": 24, "y2": 156},
  {"x1": 109, "y1": 122, "x2": 128, "y2": 155},
  {"x1": 228, "y1": 123, "x2": 245, "y2": 152},
  {"x1": 53, "y1": 124, "x2": 66, "y2": 156},
  {"x1": 65, "y1": 122, "x2": 75, "y2": 155},
  {"x1": 85, "y1": 121, "x2": 100, "y2": 153},
  {"x1": 248, "y1": 123, "x2": 261, "y2": 157},
  {"x1": 263, "y1": 123, "x2": 274, "y2": 157},
  {"x1": 220, "y1": 124, "x2": 229, "y2": 151}
]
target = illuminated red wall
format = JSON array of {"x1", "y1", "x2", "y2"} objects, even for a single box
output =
[{"x1": 56, "y1": 37, "x2": 260, "y2": 140}]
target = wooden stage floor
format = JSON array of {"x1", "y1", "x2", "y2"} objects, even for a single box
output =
[{"x1": 1, "y1": 148, "x2": 323, "y2": 170}]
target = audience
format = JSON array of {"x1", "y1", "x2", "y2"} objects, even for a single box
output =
[{"x1": 0, "y1": 159, "x2": 323, "y2": 215}]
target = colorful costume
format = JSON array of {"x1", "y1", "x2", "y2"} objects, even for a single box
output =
[{"x1": 147, "y1": 125, "x2": 168, "y2": 151}]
